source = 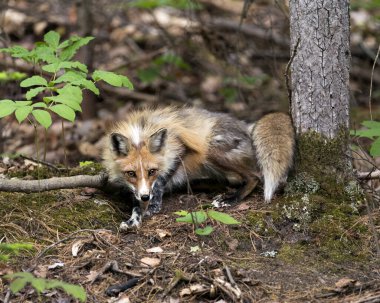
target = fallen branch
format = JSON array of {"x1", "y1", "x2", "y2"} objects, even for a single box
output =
[
  {"x1": 357, "y1": 170, "x2": 380, "y2": 180},
  {"x1": 0, "y1": 173, "x2": 108, "y2": 193}
]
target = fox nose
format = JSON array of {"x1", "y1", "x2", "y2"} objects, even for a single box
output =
[{"x1": 140, "y1": 195, "x2": 150, "y2": 202}]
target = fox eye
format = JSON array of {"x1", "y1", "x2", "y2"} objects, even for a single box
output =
[
  {"x1": 148, "y1": 169, "x2": 157, "y2": 176},
  {"x1": 125, "y1": 171, "x2": 136, "y2": 178}
]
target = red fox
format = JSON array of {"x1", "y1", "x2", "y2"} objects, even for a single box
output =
[{"x1": 102, "y1": 107, "x2": 295, "y2": 229}]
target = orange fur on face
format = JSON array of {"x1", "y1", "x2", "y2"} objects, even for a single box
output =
[{"x1": 115, "y1": 145, "x2": 160, "y2": 199}]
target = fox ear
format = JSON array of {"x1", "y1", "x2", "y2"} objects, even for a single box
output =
[
  {"x1": 149, "y1": 128, "x2": 167, "y2": 153},
  {"x1": 110, "y1": 133, "x2": 130, "y2": 156}
]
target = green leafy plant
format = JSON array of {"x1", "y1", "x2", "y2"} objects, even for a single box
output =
[
  {"x1": 0, "y1": 243, "x2": 34, "y2": 261},
  {"x1": 0, "y1": 30, "x2": 133, "y2": 129},
  {"x1": 138, "y1": 53, "x2": 190, "y2": 83},
  {"x1": 351, "y1": 120, "x2": 380, "y2": 156},
  {"x1": 0, "y1": 71, "x2": 27, "y2": 82},
  {"x1": 174, "y1": 209, "x2": 240, "y2": 236},
  {"x1": 5, "y1": 272, "x2": 86, "y2": 302}
]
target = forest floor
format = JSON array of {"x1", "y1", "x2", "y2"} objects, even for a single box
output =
[{"x1": 0, "y1": 165, "x2": 379, "y2": 302}]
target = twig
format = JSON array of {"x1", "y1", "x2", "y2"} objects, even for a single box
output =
[
  {"x1": 224, "y1": 265, "x2": 237, "y2": 287},
  {"x1": 357, "y1": 170, "x2": 380, "y2": 180},
  {"x1": 207, "y1": 18, "x2": 289, "y2": 47},
  {"x1": 214, "y1": 277, "x2": 242, "y2": 300},
  {"x1": 0, "y1": 173, "x2": 108, "y2": 193},
  {"x1": 19, "y1": 154, "x2": 66, "y2": 172},
  {"x1": 368, "y1": 43, "x2": 380, "y2": 121}
]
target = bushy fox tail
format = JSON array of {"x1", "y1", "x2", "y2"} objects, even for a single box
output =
[{"x1": 250, "y1": 113, "x2": 295, "y2": 202}]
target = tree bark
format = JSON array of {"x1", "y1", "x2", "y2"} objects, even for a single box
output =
[{"x1": 290, "y1": 0, "x2": 350, "y2": 139}]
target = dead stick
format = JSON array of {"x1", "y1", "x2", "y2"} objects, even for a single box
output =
[
  {"x1": 0, "y1": 173, "x2": 108, "y2": 193},
  {"x1": 357, "y1": 170, "x2": 380, "y2": 180}
]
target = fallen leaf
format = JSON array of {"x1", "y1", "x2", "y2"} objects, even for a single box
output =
[
  {"x1": 180, "y1": 284, "x2": 208, "y2": 296},
  {"x1": 156, "y1": 229, "x2": 171, "y2": 238},
  {"x1": 335, "y1": 278, "x2": 356, "y2": 289},
  {"x1": 85, "y1": 270, "x2": 100, "y2": 284},
  {"x1": 71, "y1": 237, "x2": 94, "y2": 257},
  {"x1": 233, "y1": 202, "x2": 250, "y2": 211},
  {"x1": 226, "y1": 238, "x2": 239, "y2": 251},
  {"x1": 146, "y1": 247, "x2": 163, "y2": 253},
  {"x1": 33, "y1": 266, "x2": 47, "y2": 279},
  {"x1": 140, "y1": 257, "x2": 161, "y2": 268}
]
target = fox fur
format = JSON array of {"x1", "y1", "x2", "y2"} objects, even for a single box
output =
[{"x1": 102, "y1": 107, "x2": 295, "y2": 229}]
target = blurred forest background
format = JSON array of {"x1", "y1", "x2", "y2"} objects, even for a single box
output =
[{"x1": 0, "y1": 0, "x2": 379, "y2": 166}]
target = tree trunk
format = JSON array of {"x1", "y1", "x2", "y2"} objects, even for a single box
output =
[
  {"x1": 290, "y1": 0, "x2": 350, "y2": 138},
  {"x1": 289, "y1": 0, "x2": 351, "y2": 177},
  {"x1": 78, "y1": 0, "x2": 97, "y2": 120}
]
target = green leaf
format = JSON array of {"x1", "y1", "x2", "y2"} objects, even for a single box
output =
[
  {"x1": 43, "y1": 61, "x2": 88, "y2": 73},
  {"x1": 32, "y1": 102, "x2": 47, "y2": 108},
  {"x1": 0, "y1": 100, "x2": 16, "y2": 118},
  {"x1": 176, "y1": 211, "x2": 207, "y2": 224},
  {"x1": 44, "y1": 31, "x2": 60, "y2": 49},
  {"x1": 362, "y1": 120, "x2": 380, "y2": 129},
  {"x1": 60, "y1": 36, "x2": 94, "y2": 61},
  {"x1": 61, "y1": 283, "x2": 86, "y2": 302},
  {"x1": 58, "y1": 85, "x2": 83, "y2": 103},
  {"x1": 1, "y1": 46, "x2": 34, "y2": 61},
  {"x1": 352, "y1": 129, "x2": 380, "y2": 139},
  {"x1": 45, "y1": 85, "x2": 83, "y2": 109},
  {"x1": 31, "y1": 278, "x2": 46, "y2": 294},
  {"x1": 32, "y1": 109, "x2": 52, "y2": 129},
  {"x1": 74, "y1": 78, "x2": 99, "y2": 95},
  {"x1": 54, "y1": 70, "x2": 86, "y2": 83},
  {"x1": 15, "y1": 106, "x2": 32, "y2": 123},
  {"x1": 33, "y1": 43, "x2": 58, "y2": 64},
  {"x1": 120, "y1": 75, "x2": 134, "y2": 89},
  {"x1": 26, "y1": 87, "x2": 46, "y2": 100},
  {"x1": 208, "y1": 210, "x2": 240, "y2": 225},
  {"x1": 50, "y1": 104, "x2": 76, "y2": 122},
  {"x1": 14, "y1": 101, "x2": 32, "y2": 107},
  {"x1": 20, "y1": 76, "x2": 48, "y2": 87},
  {"x1": 92, "y1": 70, "x2": 122, "y2": 86},
  {"x1": 370, "y1": 137, "x2": 380, "y2": 157},
  {"x1": 195, "y1": 226, "x2": 214, "y2": 236},
  {"x1": 92, "y1": 70, "x2": 133, "y2": 89},
  {"x1": 9, "y1": 278, "x2": 28, "y2": 293},
  {"x1": 174, "y1": 210, "x2": 189, "y2": 216}
]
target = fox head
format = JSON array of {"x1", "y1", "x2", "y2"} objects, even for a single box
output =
[{"x1": 110, "y1": 128, "x2": 167, "y2": 205}]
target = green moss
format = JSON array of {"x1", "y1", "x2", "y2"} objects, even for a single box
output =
[
  {"x1": 245, "y1": 211, "x2": 277, "y2": 235},
  {"x1": 277, "y1": 243, "x2": 306, "y2": 263},
  {"x1": 270, "y1": 130, "x2": 371, "y2": 264},
  {"x1": 7, "y1": 166, "x2": 56, "y2": 179},
  {"x1": 69, "y1": 162, "x2": 104, "y2": 176},
  {"x1": 0, "y1": 191, "x2": 122, "y2": 247},
  {"x1": 6, "y1": 162, "x2": 104, "y2": 180}
]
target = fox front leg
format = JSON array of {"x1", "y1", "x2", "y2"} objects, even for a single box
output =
[
  {"x1": 120, "y1": 198, "x2": 143, "y2": 230},
  {"x1": 144, "y1": 176, "x2": 166, "y2": 217}
]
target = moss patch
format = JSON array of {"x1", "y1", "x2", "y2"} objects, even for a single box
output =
[
  {"x1": 0, "y1": 191, "x2": 122, "y2": 248},
  {"x1": 270, "y1": 130, "x2": 371, "y2": 264}
]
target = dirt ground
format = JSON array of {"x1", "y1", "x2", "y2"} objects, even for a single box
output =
[{"x1": 0, "y1": 180, "x2": 379, "y2": 303}]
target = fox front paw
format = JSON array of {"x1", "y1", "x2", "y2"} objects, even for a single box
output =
[
  {"x1": 119, "y1": 207, "x2": 142, "y2": 230},
  {"x1": 211, "y1": 193, "x2": 237, "y2": 208}
]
